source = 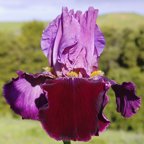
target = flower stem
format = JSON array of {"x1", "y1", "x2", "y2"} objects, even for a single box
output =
[{"x1": 63, "y1": 141, "x2": 71, "y2": 144}]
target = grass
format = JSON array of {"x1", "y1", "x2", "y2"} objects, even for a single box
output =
[
  {"x1": 0, "y1": 117, "x2": 144, "y2": 144},
  {"x1": 97, "y1": 13, "x2": 144, "y2": 30},
  {"x1": 0, "y1": 22, "x2": 23, "y2": 33}
]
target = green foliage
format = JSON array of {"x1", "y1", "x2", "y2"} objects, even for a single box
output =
[
  {"x1": 136, "y1": 25, "x2": 144, "y2": 70},
  {"x1": 0, "y1": 21, "x2": 48, "y2": 116},
  {"x1": 118, "y1": 28, "x2": 139, "y2": 68},
  {"x1": 19, "y1": 21, "x2": 45, "y2": 49},
  {"x1": 0, "y1": 15, "x2": 144, "y2": 133},
  {"x1": 0, "y1": 22, "x2": 23, "y2": 33},
  {"x1": 100, "y1": 27, "x2": 121, "y2": 73},
  {"x1": 98, "y1": 13, "x2": 144, "y2": 30},
  {"x1": 118, "y1": 41, "x2": 138, "y2": 67}
]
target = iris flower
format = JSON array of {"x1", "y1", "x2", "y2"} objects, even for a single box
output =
[{"x1": 3, "y1": 7, "x2": 141, "y2": 143}]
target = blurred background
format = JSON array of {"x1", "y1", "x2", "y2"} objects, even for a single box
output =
[{"x1": 0, "y1": 0, "x2": 144, "y2": 144}]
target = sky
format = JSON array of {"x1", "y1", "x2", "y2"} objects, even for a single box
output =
[{"x1": 0, "y1": 0, "x2": 144, "y2": 21}]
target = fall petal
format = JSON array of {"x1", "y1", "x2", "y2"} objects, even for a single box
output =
[
  {"x1": 98, "y1": 94, "x2": 110, "y2": 133},
  {"x1": 39, "y1": 78, "x2": 109, "y2": 141},
  {"x1": 3, "y1": 71, "x2": 48, "y2": 120}
]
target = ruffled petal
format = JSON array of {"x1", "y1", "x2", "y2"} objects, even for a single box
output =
[
  {"x1": 41, "y1": 7, "x2": 105, "y2": 76},
  {"x1": 94, "y1": 24, "x2": 105, "y2": 58},
  {"x1": 98, "y1": 93, "x2": 110, "y2": 133},
  {"x1": 112, "y1": 82, "x2": 141, "y2": 118},
  {"x1": 3, "y1": 71, "x2": 48, "y2": 120},
  {"x1": 39, "y1": 78, "x2": 110, "y2": 141},
  {"x1": 41, "y1": 15, "x2": 61, "y2": 65}
]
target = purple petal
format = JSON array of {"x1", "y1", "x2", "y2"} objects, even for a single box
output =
[
  {"x1": 112, "y1": 82, "x2": 141, "y2": 118},
  {"x1": 39, "y1": 78, "x2": 110, "y2": 141},
  {"x1": 3, "y1": 71, "x2": 48, "y2": 120},
  {"x1": 41, "y1": 7, "x2": 105, "y2": 76},
  {"x1": 94, "y1": 24, "x2": 105, "y2": 57},
  {"x1": 41, "y1": 15, "x2": 61, "y2": 66}
]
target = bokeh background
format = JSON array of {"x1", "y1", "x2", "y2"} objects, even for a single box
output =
[{"x1": 0, "y1": 0, "x2": 144, "y2": 144}]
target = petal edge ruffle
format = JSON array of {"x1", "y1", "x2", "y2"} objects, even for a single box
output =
[
  {"x1": 3, "y1": 71, "x2": 48, "y2": 120},
  {"x1": 112, "y1": 82, "x2": 141, "y2": 118}
]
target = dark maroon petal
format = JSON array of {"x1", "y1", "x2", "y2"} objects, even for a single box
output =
[
  {"x1": 112, "y1": 82, "x2": 141, "y2": 118},
  {"x1": 35, "y1": 93, "x2": 48, "y2": 110},
  {"x1": 3, "y1": 71, "x2": 48, "y2": 120},
  {"x1": 98, "y1": 94, "x2": 110, "y2": 133},
  {"x1": 39, "y1": 78, "x2": 110, "y2": 141}
]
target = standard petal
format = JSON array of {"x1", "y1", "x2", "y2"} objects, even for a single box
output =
[
  {"x1": 39, "y1": 78, "x2": 110, "y2": 141},
  {"x1": 41, "y1": 16, "x2": 60, "y2": 62},
  {"x1": 112, "y1": 82, "x2": 141, "y2": 118},
  {"x1": 94, "y1": 24, "x2": 105, "y2": 58},
  {"x1": 58, "y1": 7, "x2": 99, "y2": 76},
  {"x1": 3, "y1": 71, "x2": 48, "y2": 120},
  {"x1": 41, "y1": 7, "x2": 105, "y2": 77}
]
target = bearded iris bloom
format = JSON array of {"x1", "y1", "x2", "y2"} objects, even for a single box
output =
[{"x1": 3, "y1": 7, "x2": 141, "y2": 143}]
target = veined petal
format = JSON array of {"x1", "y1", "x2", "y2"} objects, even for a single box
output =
[
  {"x1": 41, "y1": 15, "x2": 61, "y2": 65},
  {"x1": 39, "y1": 78, "x2": 110, "y2": 141},
  {"x1": 3, "y1": 71, "x2": 48, "y2": 120},
  {"x1": 112, "y1": 82, "x2": 141, "y2": 118}
]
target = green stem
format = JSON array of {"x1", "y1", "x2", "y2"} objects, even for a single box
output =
[{"x1": 63, "y1": 141, "x2": 71, "y2": 144}]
